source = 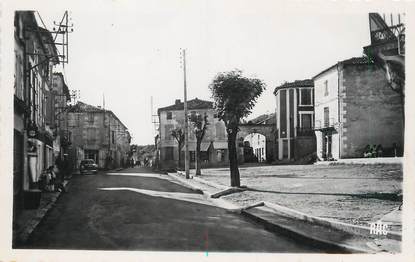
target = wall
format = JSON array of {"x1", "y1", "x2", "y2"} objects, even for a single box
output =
[
  {"x1": 314, "y1": 67, "x2": 339, "y2": 129},
  {"x1": 314, "y1": 67, "x2": 340, "y2": 160},
  {"x1": 293, "y1": 136, "x2": 316, "y2": 160},
  {"x1": 340, "y1": 63, "x2": 404, "y2": 158}
]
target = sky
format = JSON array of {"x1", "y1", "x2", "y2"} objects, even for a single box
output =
[{"x1": 34, "y1": 1, "x2": 373, "y2": 145}]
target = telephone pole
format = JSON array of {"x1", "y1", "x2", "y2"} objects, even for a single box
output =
[{"x1": 182, "y1": 49, "x2": 190, "y2": 179}]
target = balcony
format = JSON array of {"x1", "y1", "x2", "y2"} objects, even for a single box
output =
[{"x1": 314, "y1": 118, "x2": 337, "y2": 131}]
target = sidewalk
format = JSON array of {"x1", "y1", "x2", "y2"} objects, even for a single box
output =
[
  {"x1": 195, "y1": 164, "x2": 402, "y2": 228},
  {"x1": 12, "y1": 175, "x2": 72, "y2": 247},
  {"x1": 167, "y1": 163, "x2": 402, "y2": 253}
]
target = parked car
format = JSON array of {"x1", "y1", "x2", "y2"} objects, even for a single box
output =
[{"x1": 80, "y1": 159, "x2": 98, "y2": 174}]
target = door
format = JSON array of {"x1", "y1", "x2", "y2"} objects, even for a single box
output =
[
  {"x1": 323, "y1": 134, "x2": 332, "y2": 160},
  {"x1": 13, "y1": 131, "x2": 24, "y2": 214},
  {"x1": 322, "y1": 134, "x2": 327, "y2": 160},
  {"x1": 327, "y1": 135, "x2": 332, "y2": 159},
  {"x1": 282, "y1": 140, "x2": 289, "y2": 159}
]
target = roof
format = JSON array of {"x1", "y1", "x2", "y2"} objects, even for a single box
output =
[
  {"x1": 313, "y1": 57, "x2": 374, "y2": 79},
  {"x1": 157, "y1": 98, "x2": 213, "y2": 115},
  {"x1": 247, "y1": 113, "x2": 276, "y2": 125},
  {"x1": 67, "y1": 101, "x2": 128, "y2": 130},
  {"x1": 67, "y1": 101, "x2": 103, "y2": 113},
  {"x1": 274, "y1": 79, "x2": 313, "y2": 94},
  {"x1": 181, "y1": 142, "x2": 211, "y2": 152}
]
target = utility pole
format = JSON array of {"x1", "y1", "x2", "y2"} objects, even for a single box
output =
[{"x1": 182, "y1": 49, "x2": 190, "y2": 179}]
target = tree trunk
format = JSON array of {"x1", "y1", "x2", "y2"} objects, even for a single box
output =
[
  {"x1": 195, "y1": 140, "x2": 201, "y2": 176},
  {"x1": 227, "y1": 130, "x2": 240, "y2": 187},
  {"x1": 177, "y1": 143, "x2": 182, "y2": 169}
]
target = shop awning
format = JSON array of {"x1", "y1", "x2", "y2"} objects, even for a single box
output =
[
  {"x1": 213, "y1": 141, "x2": 228, "y2": 149},
  {"x1": 181, "y1": 142, "x2": 211, "y2": 151}
]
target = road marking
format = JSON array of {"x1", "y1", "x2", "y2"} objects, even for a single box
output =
[
  {"x1": 98, "y1": 187, "x2": 215, "y2": 207},
  {"x1": 106, "y1": 173, "x2": 163, "y2": 178}
]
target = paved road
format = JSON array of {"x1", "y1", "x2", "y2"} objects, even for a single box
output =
[{"x1": 23, "y1": 167, "x2": 322, "y2": 252}]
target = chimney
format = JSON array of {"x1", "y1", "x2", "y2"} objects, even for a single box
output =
[{"x1": 175, "y1": 99, "x2": 181, "y2": 105}]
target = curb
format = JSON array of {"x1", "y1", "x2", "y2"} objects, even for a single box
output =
[
  {"x1": 176, "y1": 171, "x2": 229, "y2": 190},
  {"x1": 241, "y1": 208, "x2": 375, "y2": 253},
  {"x1": 263, "y1": 201, "x2": 402, "y2": 241},
  {"x1": 166, "y1": 172, "x2": 204, "y2": 194},
  {"x1": 166, "y1": 172, "x2": 240, "y2": 211}
]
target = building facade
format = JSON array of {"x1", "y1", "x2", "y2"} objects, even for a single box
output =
[
  {"x1": 313, "y1": 57, "x2": 404, "y2": 161},
  {"x1": 64, "y1": 102, "x2": 131, "y2": 171},
  {"x1": 274, "y1": 79, "x2": 316, "y2": 161},
  {"x1": 157, "y1": 98, "x2": 229, "y2": 169},
  {"x1": 14, "y1": 11, "x2": 61, "y2": 212}
]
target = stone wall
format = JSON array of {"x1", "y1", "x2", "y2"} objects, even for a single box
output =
[{"x1": 340, "y1": 63, "x2": 404, "y2": 158}]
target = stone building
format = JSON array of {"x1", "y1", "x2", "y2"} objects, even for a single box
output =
[
  {"x1": 156, "y1": 98, "x2": 229, "y2": 169},
  {"x1": 313, "y1": 57, "x2": 404, "y2": 161},
  {"x1": 64, "y1": 102, "x2": 131, "y2": 170},
  {"x1": 273, "y1": 79, "x2": 316, "y2": 162}
]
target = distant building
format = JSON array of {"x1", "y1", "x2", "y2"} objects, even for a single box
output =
[
  {"x1": 313, "y1": 57, "x2": 404, "y2": 160},
  {"x1": 243, "y1": 133, "x2": 266, "y2": 162},
  {"x1": 64, "y1": 102, "x2": 131, "y2": 170},
  {"x1": 156, "y1": 98, "x2": 229, "y2": 169},
  {"x1": 273, "y1": 79, "x2": 316, "y2": 161}
]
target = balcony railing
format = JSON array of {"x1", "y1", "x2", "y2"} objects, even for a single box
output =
[
  {"x1": 315, "y1": 118, "x2": 336, "y2": 130},
  {"x1": 370, "y1": 24, "x2": 404, "y2": 44}
]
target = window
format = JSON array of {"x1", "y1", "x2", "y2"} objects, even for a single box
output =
[
  {"x1": 324, "y1": 80, "x2": 329, "y2": 96},
  {"x1": 165, "y1": 125, "x2": 173, "y2": 140},
  {"x1": 88, "y1": 113, "x2": 94, "y2": 124},
  {"x1": 217, "y1": 149, "x2": 226, "y2": 162},
  {"x1": 201, "y1": 151, "x2": 209, "y2": 161},
  {"x1": 165, "y1": 147, "x2": 174, "y2": 160},
  {"x1": 166, "y1": 112, "x2": 172, "y2": 120},
  {"x1": 216, "y1": 122, "x2": 225, "y2": 140},
  {"x1": 300, "y1": 88, "x2": 312, "y2": 106},
  {"x1": 324, "y1": 107, "x2": 330, "y2": 127},
  {"x1": 87, "y1": 128, "x2": 97, "y2": 144},
  {"x1": 112, "y1": 131, "x2": 115, "y2": 144},
  {"x1": 300, "y1": 113, "x2": 313, "y2": 129},
  {"x1": 190, "y1": 151, "x2": 195, "y2": 162}
]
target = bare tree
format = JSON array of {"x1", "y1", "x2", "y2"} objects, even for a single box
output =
[
  {"x1": 189, "y1": 112, "x2": 209, "y2": 176},
  {"x1": 171, "y1": 127, "x2": 184, "y2": 169}
]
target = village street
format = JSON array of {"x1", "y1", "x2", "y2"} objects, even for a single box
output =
[{"x1": 21, "y1": 167, "x2": 324, "y2": 252}]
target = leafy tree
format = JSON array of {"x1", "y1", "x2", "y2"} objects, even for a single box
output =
[
  {"x1": 171, "y1": 127, "x2": 185, "y2": 169},
  {"x1": 189, "y1": 112, "x2": 209, "y2": 176},
  {"x1": 209, "y1": 70, "x2": 265, "y2": 187}
]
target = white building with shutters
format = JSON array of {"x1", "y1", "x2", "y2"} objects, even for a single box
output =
[{"x1": 157, "y1": 98, "x2": 229, "y2": 169}]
